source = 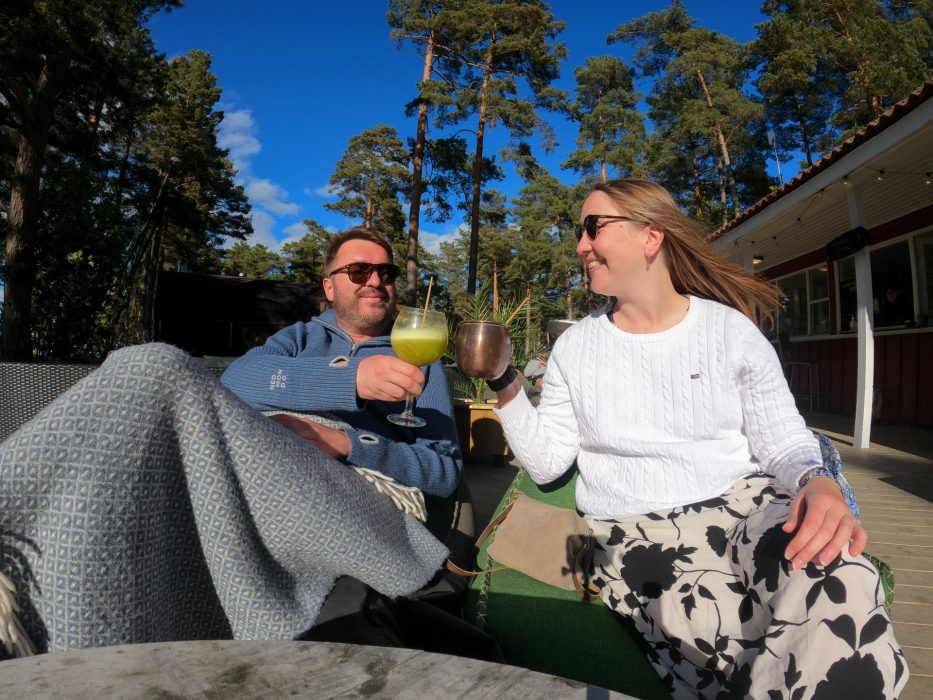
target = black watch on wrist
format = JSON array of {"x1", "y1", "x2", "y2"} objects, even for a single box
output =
[{"x1": 486, "y1": 365, "x2": 517, "y2": 392}]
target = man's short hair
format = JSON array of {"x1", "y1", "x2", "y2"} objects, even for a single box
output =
[{"x1": 324, "y1": 228, "x2": 394, "y2": 271}]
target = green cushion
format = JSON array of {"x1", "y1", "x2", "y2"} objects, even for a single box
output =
[
  {"x1": 466, "y1": 468, "x2": 895, "y2": 698},
  {"x1": 465, "y1": 469, "x2": 671, "y2": 700}
]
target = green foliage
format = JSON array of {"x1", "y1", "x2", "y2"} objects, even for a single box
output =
[
  {"x1": 610, "y1": 0, "x2": 764, "y2": 222},
  {"x1": 0, "y1": 2, "x2": 254, "y2": 360},
  {"x1": 140, "y1": 50, "x2": 252, "y2": 273},
  {"x1": 562, "y1": 55, "x2": 647, "y2": 181},
  {"x1": 429, "y1": 0, "x2": 567, "y2": 293},
  {"x1": 222, "y1": 242, "x2": 285, "y2": 279},
  {"x1": 280, "y1": 219, "x2": 331, "y2": 284},
  {"x1": 325, "y1": 124, "x2": 411, "y2": 233},
  {"x1": 755, "y1": 0, "x2": 932, "y2": 149}
]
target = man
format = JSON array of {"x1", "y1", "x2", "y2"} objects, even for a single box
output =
[
  {"x1": 0, "y1": 228, "x2": 457, "y2": 655},
  {"x1": 219, "y1": 227, "x2": 473, "y2": 650},
  {"x1": 220, "y1": 227, "x2": 461, "y2": 498}
]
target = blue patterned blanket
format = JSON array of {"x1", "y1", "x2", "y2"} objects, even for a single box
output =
[{"x1": 0, "y1": 344, "x2": 447, "y2": 653}]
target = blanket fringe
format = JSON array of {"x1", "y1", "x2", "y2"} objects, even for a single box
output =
[{"x1": 0, "y1": 569, "x2": 36, "y2": 658}]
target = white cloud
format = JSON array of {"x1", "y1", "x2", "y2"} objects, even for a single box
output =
[
  {"x1": 279, "y1": 221, "x2": 311, "y2": 248},
  {"x1": 311, "y1": 184, "x2": 336, "y2": 198},
  {"x1": 419, "y1": 227, "x2": 462, "y2": 256},
  {"x1": 245, "y1": 210, "x2": 280, "y2": 250},
  {"x1": 218, "y1": 105, "x2": 300, "y2": 244},
  {"x1": 218, "y1": 109, "x2": 261, "y2": 173},
  {"x1": 245, "y1": 178, "x2": 300, "y2": 216},
  {"x1": 283, "y1": 222, "x2": 307, "y2": 239}
]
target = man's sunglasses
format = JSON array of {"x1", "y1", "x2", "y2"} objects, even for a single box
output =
[
  {"x1": 327, "y1": 262, "x2": 401, "y2": 284},
  {"x1": 574, "y1": 214, "x2": 638, "y2": 241}
]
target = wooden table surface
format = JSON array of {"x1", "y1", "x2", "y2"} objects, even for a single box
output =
[{"x1": 0, "y1": 640, "x2": 635, "y2": 698}]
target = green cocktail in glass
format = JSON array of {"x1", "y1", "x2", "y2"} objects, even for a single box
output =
[{"x1": 388, "y1": 306, "x2": 448, "y2": 428}]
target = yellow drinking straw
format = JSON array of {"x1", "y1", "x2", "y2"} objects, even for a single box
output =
[
  {"x1": 504, "y1": 292, "x2": 531, "y2": 326},
  {"x1": 422, "y1": 276, "x2": 435, "y2": 321}
]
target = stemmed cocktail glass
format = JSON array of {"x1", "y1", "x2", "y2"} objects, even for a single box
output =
[{"x1": 388, "y1": 306, "x2": 448, "y2": 428}]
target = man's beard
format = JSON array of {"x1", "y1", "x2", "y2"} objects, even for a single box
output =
[{"x1": 331, "y1": 288, "x2": 397, "y2": 335}]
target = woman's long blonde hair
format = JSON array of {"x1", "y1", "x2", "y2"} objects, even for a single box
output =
[{"x1": 590, "y1": 178, "x2": 781, "y2": 324}]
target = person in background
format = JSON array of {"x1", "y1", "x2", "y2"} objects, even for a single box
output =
[
  {"x1": 875, "y1": 279, "x2": 913, "y2": 328},
  {"x1": 523, "y1": 354, "x2": 548, "y2": 406},
  {"x1": 484, "y1": 178, "x2": 907, "y2": 698}
]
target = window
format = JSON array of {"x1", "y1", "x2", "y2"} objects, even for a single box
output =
[
  {"x1": 871, "y1": 241, "x2": 913, "y2": 329},
  {"x1": 778, "y1": 273, "x2": 807, "y2": 336},
  {"x1": 808, "y1": 267, "x2": 830, "y2": 335},
  {"x1": 838, "y1": 257, "x2": 858, "y2": 333},
  {"x1": 772, "y1": 265, "x2": 830, "y2": 337},
  {"x1": 836, "y1": 237, "x2": 919, "y2": 332},
  {"x1": 916, "y1": 233, "x2": 933, "y2": 326}
]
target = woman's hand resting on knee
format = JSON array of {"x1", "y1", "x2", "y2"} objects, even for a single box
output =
[{"x1": 782, "y1": 476, "x2": 867, "y2": 570}]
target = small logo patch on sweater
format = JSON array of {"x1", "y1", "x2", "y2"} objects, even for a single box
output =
[
  {"x1": 690, "y1": 373, "x2": 700, "y2": 379},
  {"x1": 269, "y1": 370, "x2": 286, "y2": 390}
]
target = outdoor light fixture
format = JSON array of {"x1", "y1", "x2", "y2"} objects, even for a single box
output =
[
  {"x1": 926, "y1": 172, "x2": 932, "y2": 186},
  {"x1": 752, "y1": 255, "x2": 764, "y2": 265}
]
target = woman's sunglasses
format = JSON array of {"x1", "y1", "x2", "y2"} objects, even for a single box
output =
[
  {"x1": 574, "y1": 214, "x2": 638, "y2": 241},
  {"x1": 327, "y1": 262, "x2": 401, "y2": 284}
]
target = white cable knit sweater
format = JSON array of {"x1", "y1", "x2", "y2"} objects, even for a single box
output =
[{"x1": 495, "y1": 297, "x2": 822, "y2": 519}]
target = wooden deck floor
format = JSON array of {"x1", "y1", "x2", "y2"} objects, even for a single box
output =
[
  {"x1": 465, "y1": 413, "x2": 933, "y2": 699},
  {"x1": 810, "y1": 415, "x2": 933, "y2": 700}
]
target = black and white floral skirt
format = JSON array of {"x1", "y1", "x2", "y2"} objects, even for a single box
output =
[{"x1": 587, "y1": 475, "x2": 908, "y2": 699}]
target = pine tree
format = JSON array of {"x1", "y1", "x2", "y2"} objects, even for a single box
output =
[
  {"x1": 610, "y1": 0, "x2": 763, "y2": 221},
  {"x1": 388, "y1": 0, "x2": 464, "y2": 304},
  {"x1": 281, "y1": 219, "x2": 332, "y2": 284},
  {"x1": 435, "y1": 0, "x2": 565, "y2": 295},
  {"x1": 222, "y1": 241, "x2": 286, "y2": 279},
  {"x1": 756, "y1": 0, "x2": 932, "y2": 141},
  {"x1": 0, "y1": 0, "x2": 181, "y2": 359},
  {"x1": 752, "y1": 9, "x2": 840, "y2": 167},
  {"x1": 562, "y1": 55, "x2": 646, "y2": 183},
  {"x1": 121, "y1": 49, "x2": 251, "y2": 345},
  {"x1": 325, "y1": 125, "x2": 411, "y2": 233}
]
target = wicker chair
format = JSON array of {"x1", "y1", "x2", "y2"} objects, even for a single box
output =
[{"x1": 0, "y1": 361, "x2": 228, "y2": 443}]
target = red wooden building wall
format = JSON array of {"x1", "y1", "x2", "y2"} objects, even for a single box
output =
[{"x1": 786, "y1": 331, "x2": 933, "y2": 427}]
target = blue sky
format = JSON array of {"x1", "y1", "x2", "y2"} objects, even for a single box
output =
[{"x1": 147, "y1": 1, "x2": 785, "y2": 255}]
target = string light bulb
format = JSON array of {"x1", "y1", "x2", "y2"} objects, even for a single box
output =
[
  {"x1": 876, "y1": 170, "x2": 885, "y2": 182},
  {"x1": 926, "y1": 172, "x2": 932, "y2": 186},
  {"x1": 843, "y1": 174, "x2": 850, "y2": 186}
]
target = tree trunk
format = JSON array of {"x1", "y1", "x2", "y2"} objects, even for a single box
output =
[
  {"x1": 524, "y1": 283, "x2": 532, "y2": 356},
  {"x1": 468, "y1": 36, "x2": 495, "y2": 296},
  {"x1": 716, "y1": 156, "x2": 727, "y2": 216},
  {"x1": 582, "y1": 260, "x2": 593, "y2": 310},
  {"x1": 405, "y1": 30, "x2": 436, "y2": 306},
  {"x1": 793, "y1": 96, "x2": 814, "y2": 167},
  {"x1": 564, "y1": 254, "x2": 574, "y2": 318},
  {"x1": 2, "y1": 64, "x2": 57, "y2": 361},
  {"x1": 692, "y1": 154, "x2": 704, "y2": 220},
  {"x1": 696, "y1": 69, "x2": 739, "y2": 219},
  {"x1": 364, "y1": 197, "x2": 375, "y2": 229},
  {"x1": 492, "y1": 255, "x2": 499, "y2": 313},
  {"x1": 115, "y1": 124, "x2": 135, "y2": 205}
]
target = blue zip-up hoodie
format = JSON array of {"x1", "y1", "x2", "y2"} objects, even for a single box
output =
[{"x1": 220, "y1": 310, "x2": 462, "y2": 497}]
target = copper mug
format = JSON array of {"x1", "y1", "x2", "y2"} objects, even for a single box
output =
[{"x1": 455, "y1": 321, "x2": 511, "y2": 379}]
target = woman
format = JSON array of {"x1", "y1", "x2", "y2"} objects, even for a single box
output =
[{"x1": 486, "y1": 179, "x2": 906, "y2": 698}]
